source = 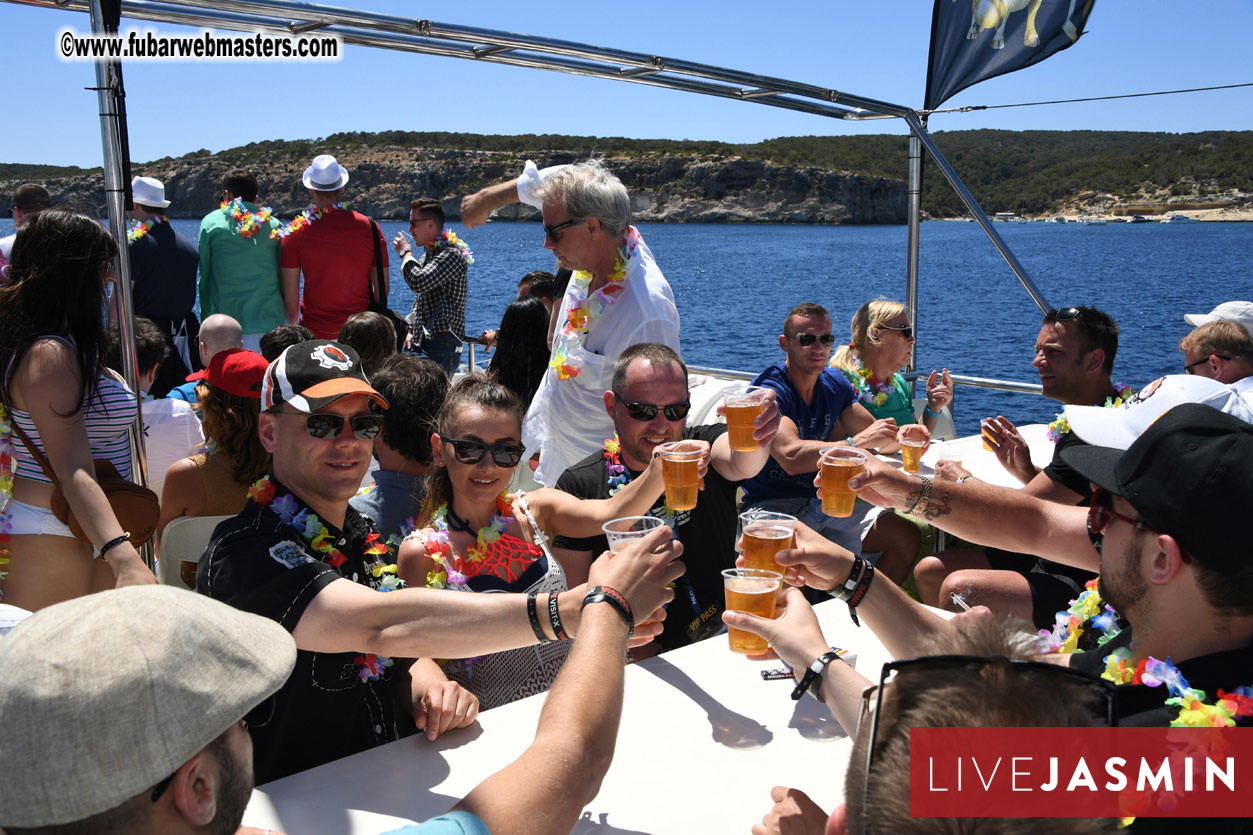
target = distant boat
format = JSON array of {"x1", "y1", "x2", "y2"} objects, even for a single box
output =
[
  {"x1": 1161, "y1": 214, "x2": 1199, "y2": 224},
  {"x1": 1044, "y1": 215, "x2": 1068, "y2": 224},
  {"x1": 1127, "y1": 215, "x2": 1153, "y2": 224},
  {"x1": 1079, "y1": 216, "x2": 1107, "y2": 226}
]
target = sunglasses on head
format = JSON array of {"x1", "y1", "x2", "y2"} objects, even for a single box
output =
[
  {"x1": 1052, "y1": 306, "x2": 1082, "y2": 322},
  {"x1": 878, "y1": 324, "x2": 913, "y2": 339},
  {"x1": 619, "y1": 399, "x2": 692, "y2": 422},
  {"x1": 443, "y1": 437, "x2": 526, "y2": 467},
  {"x1": 788, "y1": 333, "x2": 837, "y2": 348},
  {"x1": 275, "y1": 411, "x2": 383, "y2": 441}
]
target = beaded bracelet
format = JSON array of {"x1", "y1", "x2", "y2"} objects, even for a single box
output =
[
  {"x1": 581, "y1": 585, "x2": 634, "y2": 640},
  {"x1": 547, "y1": 591, "x2": 569, "y2": 641},
  {"x1": 526, "y1": 590, "x2": 551, "y2": 643}
]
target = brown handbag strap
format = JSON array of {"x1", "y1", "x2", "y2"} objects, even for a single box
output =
[{"x1": 6, "y1": 417, "x2": 62, "y2": 489}]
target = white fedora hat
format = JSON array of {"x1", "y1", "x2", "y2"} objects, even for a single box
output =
[
  {"x1": 130, "y1": 176, "x2": 170, "y2": 209},
  {"x1": 302, "y1": 154, "x2": 350, "y2": 191}
]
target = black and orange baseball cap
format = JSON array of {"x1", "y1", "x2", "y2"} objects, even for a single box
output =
[{"x1": 261, "y1": 340, "x2": 388, "y2": 413}]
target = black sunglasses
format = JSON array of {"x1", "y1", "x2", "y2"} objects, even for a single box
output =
[
  {"x1": 787, "y1": 333, "x2": 837, "y2": 348},
  {"x1": 1185, "y1": 354, "x2": 1231, "y2": 374},
  {"x1": 1052, "y1": 306, "x2": 1082, "y2": 322},
  {"x1": 543, "y1": 218, "x2": 578, "y2": 243},
  {"x1": 878, "y1": 324, "x2": 914, "y2": 339},
  {"x1": 275, "y1": 411, "x2": 383, "y2": 441},
  {"x1": 443, "y1": 437, "x2": 526, "y2": 467},
  {"x1": 619, "y1": 399, "x2": 691, "y2": 422},
  {"x1": 1086, "y1": 486, "x2": 1169, "y2": 556}
]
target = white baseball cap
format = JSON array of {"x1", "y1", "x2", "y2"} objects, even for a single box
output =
[
  {"x1": 1064, "y1": 374, "x2": 1253, "y2": 450},
  {"x1": 1184, "y1": 301, "x2": 1253, "y2": 334}
]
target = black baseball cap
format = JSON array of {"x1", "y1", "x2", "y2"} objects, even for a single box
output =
[
  {"x1": 1060, "y1": 403, "x2": 1253, "y2": 569},
  {"x1": 261, "y1": 340, "x2": 388, "y2": 413}
]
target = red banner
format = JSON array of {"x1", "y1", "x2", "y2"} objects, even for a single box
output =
[{"x1": 910, "y1": 727, "x2": 1253, "y2": 818}]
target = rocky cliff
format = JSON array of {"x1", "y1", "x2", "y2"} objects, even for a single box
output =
[{"x1": 0, "y1": 147, "x2": 906, "y2": 225}]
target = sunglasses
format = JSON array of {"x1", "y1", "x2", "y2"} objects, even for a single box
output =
[
  {"x1": 878, "y1": 324, "x2": 914, "y2": 339},
  {"x1": 1086, "y1": 486, "x2": 1167, "y2": 556},
  {"x1": 274, "y1": 411, "x2": 384, "y2": 441},
  {"x1": 443, "y1": 437, "x2": 526, "y2": 467},
  {"x1": 1185, "y1": 354, "x2": 1231, "y2": 374},
  {"x1": 1052, "y1": 306, "x2": 1082, "y2": 322},
  {"x1": 619, "y1": 399, "x2": 692, "y2": 422},
  {"x1": 543, "y1": 218, "x2": 578, "y2": 243},
  {"x1": 787, "y1": 333, "x2": 837, "y2": 348}
]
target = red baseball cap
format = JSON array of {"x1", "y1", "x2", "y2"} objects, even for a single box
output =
[{"x1": 187, "y1": 349, "x2": 270, "y2": 399}]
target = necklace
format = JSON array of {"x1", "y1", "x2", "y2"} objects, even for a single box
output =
[
  {"x1": 0, "y1": 403, "x2": 15, "y2": 582},
  {"x1": 430, "y1": 230, "x2": 474, "y2": 264},
  {"x1": 1046, "y1": 383, "x2": 1135, "y2": 442},
  {"x1": 423, "y1": 493, "x2": 514, "y2": 590},
  {"x1": 1042, "y1": 579, "x2": 1253, "y2": 727},
  {"x1": 846, "y1": 348, "x2": 898, "y2": 409},
  {"x1": 247, "y1": 475, "x2": 399, "y2": 680},
  {"x1": 220, "y1": 197, "x2": 274, "y2": 239},
  {"x1": 271, "y1": 203, "x2": 343, "y2": 240},
  {"x1": 126, "y1": 216, "x2": 166, "y2": 245},
  {"x1": 549, "y1": 227, "x2": 639, "y2": 381},
  {"x1": 602, "y1": 435, "x2": 631, "y2": 497}
]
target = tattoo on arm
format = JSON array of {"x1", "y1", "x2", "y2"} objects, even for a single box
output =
[{"x1": 918, "y1": 491, "x2": 952, "y2": 522}]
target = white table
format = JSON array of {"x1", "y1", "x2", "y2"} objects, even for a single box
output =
[
  {"x1": 918, "y1": 423, "x2": 1054, "y2": 487},
  {"x1": 242, "y1": 599, "x2": 894, "y2": 834}
]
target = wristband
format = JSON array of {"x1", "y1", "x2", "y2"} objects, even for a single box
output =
[
  {"x1": 845, "y1": 435, "x2": 858, "y2": 448},
  {"x1": 526, "y1": 590, "x2": 550, "y2": 643},
  {"x1": 791, "y1": 648, "x2": 846, "y2": 701},
  {"x1": 833, "y1": 556, "x2": 865, "y2": 602},
  {"x1": 547, "y1": 592, "x2": 569, "y2": 641},
  {"x1": 956, "y1": 474, "x2": 972, "y2": 484},
  {"x1": 581, "y1": 585, "x2": 634, "y2": 639},
  {"x1": 97, "y1": 532, "x2": 131, "y2": 561},
  {"x1": 924, "y1": 405, "x2": 942, "y2": 418},
  {"x1": 399, "y1": 249, "x2": 412, "y2": 258}
]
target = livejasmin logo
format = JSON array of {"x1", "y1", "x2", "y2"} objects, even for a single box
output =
[{"x1": 909, "y1": 728, "x2": 1253, "y2": 818}]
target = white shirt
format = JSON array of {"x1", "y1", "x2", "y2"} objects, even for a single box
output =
[
  {"x1": 1231, "y1": 375, "x2": 1253, "y2": 416},
  {"x1": 142, "y1": 397, "x2": 205, "y2": 498}
]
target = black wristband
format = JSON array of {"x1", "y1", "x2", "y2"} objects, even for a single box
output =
[
  {"x1": 581, "y1": 585, "x2": 634, "y2": 639},
  {"x1": 844, "y1": 562, "x2": 875, "y2": 627},
  {"x1": 97, "y1": 532, "x2": 131, "y2": 561},
  {"x1": 833, "y1": 555, "x2": 865, "y2": 602},
  {"x1": 547, "y1": 591, "x2": 569, "y2": 641},
  {"x1": 527, "y1": 590, "x2": 550, "y2": 644},
  {"x1": 791, "y1": 648, "x2": 844, "y2": 701}
]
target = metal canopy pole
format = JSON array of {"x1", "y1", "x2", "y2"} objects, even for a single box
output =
[
  {"x1": 904, "y1": 110, "x2": 1051, "y2": 314},
  {"x1": 88, "y1": 0, "x2": 153, "y2": 567},
  {"x1": 905, "y1": 119, "x2": 923, "y2": 375}
]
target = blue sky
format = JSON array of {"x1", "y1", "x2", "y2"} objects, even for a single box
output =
[{"x1": 2, "y1": 0, "x2": 1251, "y2": 167}]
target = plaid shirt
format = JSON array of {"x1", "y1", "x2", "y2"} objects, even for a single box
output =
[{"x1": 402, "y1": 243, "x2": 468, "y2": 336}]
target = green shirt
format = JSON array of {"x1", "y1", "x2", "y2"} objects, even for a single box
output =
[
  {"x1": 840, "y1": 369, "x2": 919, "y2": 426},
  {"x1": 197, "y1": 202, "x2": 285, "y2": 333}
]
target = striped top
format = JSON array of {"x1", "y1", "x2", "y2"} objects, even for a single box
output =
[{"x1": 7, "y1": 337, "x2": 137, "y2": 483}]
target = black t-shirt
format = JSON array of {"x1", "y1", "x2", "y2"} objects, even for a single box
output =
[
  {"x1": 128, "y1": 221, "x2": 199, "y2": 319},
  {"x1": 553, "y1": 424, "x2": 739, "y2": 650},
  {"x1": 198, "y1": 477, "x2": 411, "y2": 784},
  {"x1": 1042, "y1": 427, "x2": 1095, "y2": 502}
]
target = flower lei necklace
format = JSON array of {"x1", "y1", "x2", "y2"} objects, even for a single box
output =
[
  {"x1": 271, "y1": 203, "x2": 343, "y2": 240},
  {"x1": 126, "y1": 215, "x2": 166, "y2": 245},
  {"x1": 247, "y1": 475, "x2": 398, "y2": 681},
  {"x1": 0, "y1": 403, "x2": 15, "y2": 583},
  {"x1": 220, "y1": 197, "x2": 274, "y2": 239},
  {"x1": 1041, "y1": 579, "x2": 1253, "y2": 728},
  {"x1": 1047, "y1": 383, "x2": 1135, "y2": 442},
  {"x1": 549, "y1": 226, "x2": 639, "y2": 381},
  {"x1": 422, "y1": 492, "x2": 514, "y2": 590},
  {"x1": 846, "y1": 348, "x2": 897, "y2": 409},
  {"x1": 603, "y1": 436, "x2": 631, "y2": 497},
  {"x1": 430, "y1": 230, "x2": 474, "y2": 265}
]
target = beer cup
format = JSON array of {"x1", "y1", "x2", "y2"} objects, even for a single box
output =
[
  {"x1": 658, "y1": 441, "x2": 701, "y2": 511},
  {"x1": 602, "y1": 515, "x2": 664, "y2": 553},
  {"x1": 737, "y1": 510, "x2": 797, "y2": 572},
  {"x1": 900, "y1": 428, "x2": 925, "y2": 474},
  {"x1": 722, "y1": 386, "x2": 767, "y2": 452},
  {"x1": 722, "y1": 568, "x2": 782, "y2": 654},
  {"x1": 981, "y1": 419, "x2": 994, "y2": 451},
  {"x1": 819, "y1": 446, "x2": 871, "y2": 518}
]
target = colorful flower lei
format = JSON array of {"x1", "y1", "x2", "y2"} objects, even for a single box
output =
[
  {"x1": 271, "y1": 203, "x2": 343, "y2": 240},
  {"x1": 1047, "y1": 383, "x2": 1136, "y2": 442},
  {"x1": 845, "y1": 348, "x2": 898, "y2": 409},
  {"x1": 220, "y1": 197, "x2": 274, "y2": 240},
  {"x1": 603, "y1": 436, "x2": 630, "y2": 497},
  {"x1": 247, "y1": 475, "x2": 400, "y2": 678},
  {"x1": 0, "y1": 403, "x2": 15, "y2": 583},
  {"x1": 422, "y1": 493, "x2": 514, "y2": 590},
  {"x1": 431, "y1": 230, "x2": 474, "y2": 265},
  {"x1": 549, "y1": 226, "x2": 639, "y2": 381},
  {"x1": 126, "y1": 215, "x2": 166, "y2": 245},
  {"x1": 1043, "y1": 579, "x2": 1253, "y2": 728}
]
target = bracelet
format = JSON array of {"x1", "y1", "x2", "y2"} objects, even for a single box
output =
[
  {"x1": 845, "y1": 435, "x2": 858, "y2": 448},
  {"x1": 833, "y1": 555, "x2": 865, "y2": 602},
  {"x1": 903, "y1": 475, "x2": 933, "y2": 516},
  {"x1": 924, "y1": 404, "x2": 942, "y2": 418},
  {"x1": 791, "y1": 648, "x2": 845, "y2": 701},
  {"x1": 956, "y1": 474, "x2": 972, "y2": 484},
  {"x1": 527, "y1": 590, "x2": 551, "y2": 644},
  {"x1": 547, "y1": 592, "x2": 569, "y2": 642},
  {"x1": 97, "y1": 532, "x2": 131, "y2": 561},
  {"x1": 581, "y1": 585, "x2": 634, "y2": 640},
  {"x1": 399, "y1": 249, "x2": 412, "y2": 258}
]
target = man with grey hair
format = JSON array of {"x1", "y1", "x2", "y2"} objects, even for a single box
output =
[{"x1": 462, "y1": 159, "x2": 680, "y2": 484}]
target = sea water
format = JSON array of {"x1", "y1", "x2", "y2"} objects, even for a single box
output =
[{"x1": 4, "y1": 217, "x2": 1247, "y2": 435}]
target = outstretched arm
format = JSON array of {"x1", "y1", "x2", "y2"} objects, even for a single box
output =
[{"x1": 459, "y1": 179, "x2": 523, "y2": 229}]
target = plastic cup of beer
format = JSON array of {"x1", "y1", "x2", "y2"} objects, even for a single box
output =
[
  {"x1": 818, "y1": 446, "x2": 871, "y2": 518},
  {"x1": 658, "y1": 441, "x2": 701, "y2": 511},
  {"x1": 722, "y1": 568, "x2": 782, "y2": 654},
  {"x1": 738, "y1": 510, "x2": 797, "y2": 572},
  {"x1": 723, "y1": 386, "x2": 768, "y2": 452},
  {"x1": 981, "y1": 420, "x2": 994, "y2": 451},
  {"x1": 900, "y1": 427, "x2": 925, "y2": 474},
  {"x1": 935, "y1": 446, "x2": 963, "y2": 468},
  {"x1": 602, "y1": 515, "x2": 664, "y2": 553}
]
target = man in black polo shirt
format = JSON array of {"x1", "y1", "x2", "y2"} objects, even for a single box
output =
[
  {"x1": 199, "y1": 340, "x2": 683, "y2": 782},
  {"x1": 552, "y1": 343, "x2": 779, "y2": 653}
]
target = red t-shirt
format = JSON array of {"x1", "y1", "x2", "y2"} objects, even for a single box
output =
[{"x1": 280, "y1": 209, "x2": 388, "y2": 340}]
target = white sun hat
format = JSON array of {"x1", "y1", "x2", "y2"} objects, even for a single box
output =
[
  {"x1": 302, "y1": 154, "x2": 350, "y2": 191},
  {"x1": 131, "y1": 175, "x2": 170, "y2": 209}
]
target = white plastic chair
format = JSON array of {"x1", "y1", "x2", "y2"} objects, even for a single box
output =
[
  {"x1": 914, "y1": 398, "x2": 956, "y2": 441},
  {"x1": 157, "y1": 514, "x2": 233, "y2": 590}
]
